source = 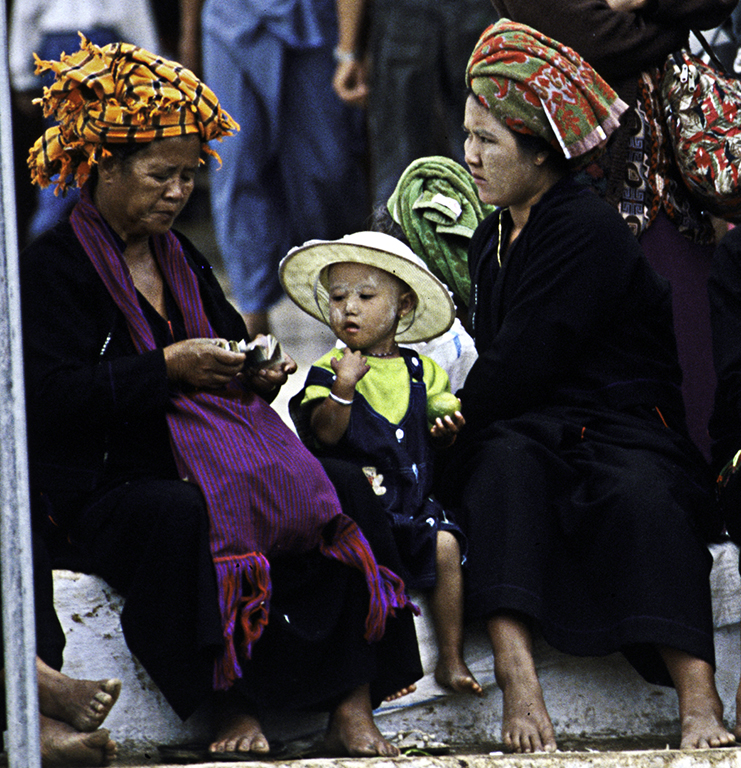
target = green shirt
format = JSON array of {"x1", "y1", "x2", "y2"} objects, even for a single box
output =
[{"x1": 303, "y1": 349, "x2": 450, "y2": 425}]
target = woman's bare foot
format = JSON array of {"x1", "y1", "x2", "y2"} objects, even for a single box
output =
[
  {"x1": 324, "y1": 683, "x2": 399, "y2": 757},
  {"x1": 435, "y1": 655, "x2": 484, "y2": 696},
  {"x1": 37, "y1": 659, "x2": 121, "y2": 733},
  {"x1": 488, "y1": 614, "x2": 557, "y2": 754},
  {"x1": 676, "y1": 687, "x2": 735, "y2": 748},
  {"x1": 661, "y1": 647, "x2": 735, "y2": 749},
  {"x1": 498, "y1": 665, "x2": 557, "y2": 753},
  {"x1": 40, "y1": 714, "x2": 116, "y2": 767},
  {"x1": 384, "y1": 683, "x2": 417, "y2": 702},
  {"x1": 209, "y1": 691, "x2": 270, "y2": 755}
]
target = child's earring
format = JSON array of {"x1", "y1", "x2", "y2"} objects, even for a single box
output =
[
  {"x1": 398, "y1": 304, "x2": 416, "y2": 336},
  {"x1": 398, "y1": 291, "x2": 415, "y2": 318}
]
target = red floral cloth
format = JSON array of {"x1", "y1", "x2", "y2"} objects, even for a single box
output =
[{"x1": 466, "y1": 19, "x2": 627, "y2": 168}]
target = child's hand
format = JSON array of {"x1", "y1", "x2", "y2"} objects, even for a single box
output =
[
  {"x1": 330, "y1": 348, "x2": 370, "y2": 389},
  {"x1": 430, "y1": 410, "x2": 465, "y2": 447}
]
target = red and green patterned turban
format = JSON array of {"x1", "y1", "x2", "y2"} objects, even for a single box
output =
[
  {"x1": 29, "y1": 34, "x2": 239, "y2": 192},
  {"x1": 466, "y1": 19, "x2": 627, "y2": 168}
]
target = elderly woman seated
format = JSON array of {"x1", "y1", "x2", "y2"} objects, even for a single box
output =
[{"x1": 20, "y1": 36, "x2": 422, "y2": 758}]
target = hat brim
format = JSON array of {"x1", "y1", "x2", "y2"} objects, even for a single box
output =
[{"x1": 279, "y1": 233, "x2": 455, "y2": 343}]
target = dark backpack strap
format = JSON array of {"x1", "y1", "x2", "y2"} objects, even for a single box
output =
[
  {"x1": 399, "y1": 347, "x2": 425, "y2": 382},
  {"x1": 693, "y1": 28, "x2": 729, "y2": 74}
]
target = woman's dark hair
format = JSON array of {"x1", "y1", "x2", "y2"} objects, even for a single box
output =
[
  {"x1": 105, "y1": 142, "x2": 153, "y2": 164},
  {"x1": 512, "y1": 130, "x2": 570, "y2": 176},
  {"x1": 87, "y1": 141, "x2": 151, "y2": 188},
  {"x1": 466, "y1": 88, "x2": 569, "y2": 175}
]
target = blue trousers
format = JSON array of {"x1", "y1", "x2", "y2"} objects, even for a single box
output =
[{"x1": 202, "y1": 7, "x2": 368, "y2": 314}]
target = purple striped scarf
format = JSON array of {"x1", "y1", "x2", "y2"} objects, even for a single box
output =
[{"x1": 70, "y1": 186, "x2": 415, "y2": 689}]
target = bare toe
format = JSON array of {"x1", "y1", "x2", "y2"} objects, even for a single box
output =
[
  {"x1": 325, "y1": 684, "x2": 399, "y2": 757},
  {"x1": 37, "y1": 665, "x2": 122, "y2": 733},
  {"x1": 40, "y1": 715, "x2": 116, "y2": 767},
  {"x1": 680, "y1": 712, "x2": 735, "y2": 750},
  {"x1": 435, "y1": 659, "x2": 484, "y2": 696},
  {"x1": 209, "y1": 693, "x2": 269, "y2": 755},
  {"x1": 383, "y1": 684, "x2": 417, "y2": 702},
  {"x1": 499, "y1": 674, "x2": 556, "y2": 753}
]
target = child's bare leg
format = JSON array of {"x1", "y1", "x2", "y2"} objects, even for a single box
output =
[
  {"x1": 431, "y1": 531, "x2": 482, "y2": 695},
  {"x1": 488, "y1": 612, "x2": 556, "y2": 753},
  {"x1": 40, "y1": 714, "x2": 116, "y2": 767},
  {"x1": 35, "y1": 658, "x2": 121, "y2": 733},
  {"x1": 659, "y1": 646, "x2": 735, "y2": 748},
  {"x1": 324, "y1": 683, "x2": 399, "y2": 757},
  {"x1": 209, "y1": 689, "x2": 270, "y2": 755}
]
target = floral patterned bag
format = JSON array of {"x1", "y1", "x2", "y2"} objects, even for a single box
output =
[{"x1": 660, "y1": 31, "x2": 741, "y2": 222}]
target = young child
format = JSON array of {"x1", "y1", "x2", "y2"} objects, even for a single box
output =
[{"x1": 280, "y1": 231, "x2": 483, "y2": 696}]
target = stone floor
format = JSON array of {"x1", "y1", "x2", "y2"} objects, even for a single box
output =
[{"x1": 124, "y1": 749, "x2": 741, "y2": 768}]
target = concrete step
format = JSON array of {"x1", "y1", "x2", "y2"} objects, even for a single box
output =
[
  {"x1": 123, "y1": 749, "x2": 741, "y2": 768},
  {"x1": 51, "y1": 541, "x2": 741, "y2": 763}
]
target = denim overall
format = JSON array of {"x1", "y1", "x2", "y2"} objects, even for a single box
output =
[{"x1": 304, "y1": 348, "x2": 464, "y2": 590}]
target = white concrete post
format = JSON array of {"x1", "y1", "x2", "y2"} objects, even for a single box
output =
[{"x1": 0, "y1": 0, "x2": 42, "y2": 764}]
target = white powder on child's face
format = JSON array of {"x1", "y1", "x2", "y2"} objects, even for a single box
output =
[{"x1": 327, "y1": 263, "x2": 403, "y2": 347}]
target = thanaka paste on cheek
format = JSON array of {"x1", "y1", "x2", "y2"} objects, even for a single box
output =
[{"x1": 327, "y1": 267, "x2": 402, "y2": 349}]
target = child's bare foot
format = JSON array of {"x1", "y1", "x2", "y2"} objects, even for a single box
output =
[
  {"x1": 384, "y1": 683, "x2": 417, "y2": 702},
  {"x1": 37, "y1": 660, "x2": 121, "y2": 733},
  {"x1": 40, "y1": 715, "x2": 116, "y2": 766},
  {"x1": 209, "y1": 696, "x2": 270, "y2": 755},
  {"x1": 324, "y1": 683, "x2": 399, "y2": 757},
  {"x1": 435, "y1": 655, "x2": 484, "y2": 696},
  {"x1": 498, "y1": 666, "x2": 556, "y2": 753}
]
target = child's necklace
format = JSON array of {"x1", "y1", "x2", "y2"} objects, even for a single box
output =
[{"x1": 365, "y1": 345, "x2": 399, "y2": 358}]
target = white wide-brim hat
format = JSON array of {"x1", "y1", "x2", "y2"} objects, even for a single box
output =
[{"x1": 279, "y1": 231, "x2": 456, "y2": 343}]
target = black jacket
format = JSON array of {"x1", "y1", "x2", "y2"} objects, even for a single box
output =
[
  {"x1": 460, "y1": 176, "x2": 686, "y2": 431},
  {"x1": 20, "y1": 221, "x2": 248, "y2": 528}
]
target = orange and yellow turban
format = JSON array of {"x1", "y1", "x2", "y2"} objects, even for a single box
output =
[{"x1": 29, "y1": 34, "x2": 239, "y2": 192}]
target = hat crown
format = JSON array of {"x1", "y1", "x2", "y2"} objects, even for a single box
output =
[{"x1": 279, "y1": 232, "x2": 456, "y2": 343}]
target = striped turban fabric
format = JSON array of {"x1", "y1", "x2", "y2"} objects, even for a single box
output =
[
  {"x1": 466, "y1": 19, "x2": 628, "y2": 169},
  {"x1": 29, "y1": 34, "x2": 239, "y2": 192}
]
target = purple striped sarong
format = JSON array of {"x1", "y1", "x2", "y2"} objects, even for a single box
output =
[{"x1": 70, "y1": 186, "x2": 415, "y2": 689}]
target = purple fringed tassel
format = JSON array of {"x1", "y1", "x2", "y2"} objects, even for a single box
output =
[
  {"x1": 212, "y1": 552, "x2": 271, "y2": 690},
  {"x1": 319, "y1": 516, "x2": 419, "y2": 643}
]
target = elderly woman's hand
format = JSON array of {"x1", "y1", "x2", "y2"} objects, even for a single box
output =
[
  {"x1": 164, "y1": 338, "x2": 246, "y2": 389},
  {"x1": 604, "y1": 0, "x2": 648, "y2": 10},
  {"x1": 246, "y1": 353, "x2": 298, "y2": 397}
]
